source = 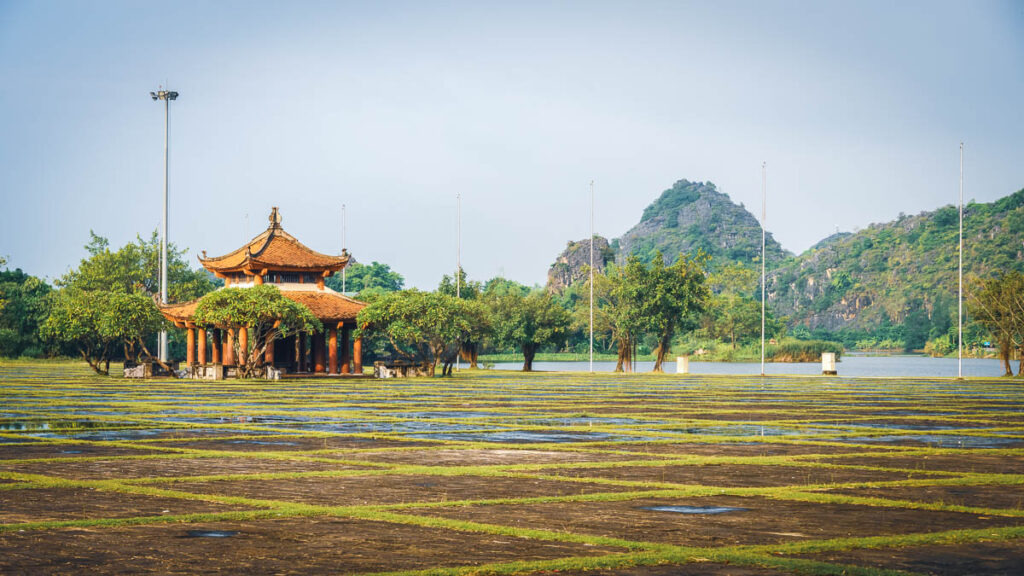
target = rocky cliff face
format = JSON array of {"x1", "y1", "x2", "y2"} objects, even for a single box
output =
[
  {"x1": 617, "y1": 179, "x2": 790, "y2": 266},
  {"x1": 547, "y1": 236, "x2": 612, "y2": 293}
]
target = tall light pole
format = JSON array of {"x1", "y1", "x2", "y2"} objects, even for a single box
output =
[
  {"x1": 151, "y1": 88, "x2": 178, "y2": 363},
  {"x1": 589, "y1": 180, "x2": 594, "y2": 373},
  {"x1": 958, "y1": 143, "x2": 964, "y2": 379},
  {"x1": 342, "y1": 204, "x2": 347, "y2": 294},
  {"x1": 761, "y1": 162, "x2": 767, "y2": 377}
]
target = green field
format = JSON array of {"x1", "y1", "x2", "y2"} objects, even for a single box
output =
[{"x1": 1, "y1": 360, "x2": 1023, "y2": 575}]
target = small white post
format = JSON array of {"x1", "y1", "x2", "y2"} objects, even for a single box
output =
[
  {"x1": 822, "y1": 352, "x2": 837, "y2": 375},
  {"x1": 676, "y1": 356, "x2": 689, "y2": 375}
]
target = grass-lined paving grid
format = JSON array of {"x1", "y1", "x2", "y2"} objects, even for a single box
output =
[{"x1": 1, "y1": 360, "x2": 1023, "y2": 575}]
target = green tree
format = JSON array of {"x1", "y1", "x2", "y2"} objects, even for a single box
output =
[
  {"x1": 624, "y1": 252, "x2": 710, "y2": 372},
  {"x1": 44, "y1": 231, "x2": 218, "y2": 365},
  {"x1": 488, "y1": 290, "x2": 570, "y2": 371},
  {"x1": 702, "y1": 263, "x2": 762, "y2": 350},
  {"x1": 357, "y1": 290, "x2": 469, "y2": 376},
  {"x1": 438, "y1": 267, "x2": 485, "y2": 366},
  {"x1": 440, "y1": 298, "x2": 490, "y2": 374},
  {"x1": 968, "y1": 272, "x2": 1024, "y2": 376},
  {"x1": 60, "y1": 231, "x2": 216, "y2": 303},
  {"x1": 482, "y1": 277, "x2": 531, "y2": 298},
  {"x1": 192, "y1": 285, "x2": 321, "y2": 379},
  {"x1": 0, "y1": 267, "x2": 52, "y2": 357},
  {"x1": 578, "y1": 264, "x2": 642, "y2": 372},
  {"x1": 40, "y1": 290, "x2": 167, "y2": 375},
  {"x1": 325, "y1": 261, "x2": 404, "y2": 297},
  {"x1": 438, "y1": 267, "x2": 482, "y2": 299}
]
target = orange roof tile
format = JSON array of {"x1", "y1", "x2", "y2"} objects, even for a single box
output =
[
  {"x1": 199, "y1": 208, "x2": 349, "y2": 274},
  {"x1": 159, "y1": 300, "x2": 200, "y2": 324},
  {"x1": 281, "y1": 291, "x2": 366, "y2": 323},
  {"x1": 158, "y1": 289, "x2": 366, "y2": 326}
]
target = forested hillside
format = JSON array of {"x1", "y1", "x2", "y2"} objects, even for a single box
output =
[
  {"x1": 770, "y1": 188, "x2": 1024, "y2": 349},
  {"x1": 549, "y1": 179, "x2": 1024, "y2": 352}
]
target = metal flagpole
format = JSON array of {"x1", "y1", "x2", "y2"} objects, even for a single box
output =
[
  {"x1": 456, "y1": 194, "x2": 461, "y2": 372},
  {"x1": 761, "y1": 162, "x2": 766, "y2": 377},
  {"x1": 342, "y1": 204, "x2": 347, "y2": 294},
  {"x1": 590, "y1": 180, "x2": 594, "y2": 373},
  {"x1": 958, "y1": 143, "x2": 963, "y2": 379}
]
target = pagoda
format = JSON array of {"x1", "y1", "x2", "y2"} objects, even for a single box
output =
[{"x1": 160, "y1": 207, "x2": 367, "y2": 377}]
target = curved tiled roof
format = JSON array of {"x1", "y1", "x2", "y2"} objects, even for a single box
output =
[
  {"x1": 199, "y1": 208, "x2": 349, "y2": 274},
  {"x1": 159, "y1": 287, "x2": 366, "y2": 327},
  {"x1": 281, "y1": 290, "x2": 366, "y2": 323},
  {"x1": 159, "y1": 300, "x2": 201, "y2": 324}
]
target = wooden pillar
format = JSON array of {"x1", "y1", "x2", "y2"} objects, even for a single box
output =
[
  {"x1": 298, "y1": 333, "x2": 307, "y2": 372},
  {"x1": 313, "y1": 332, "x2": 326, "y2": 373},
  {"x1": 238, "y1": 326, "x2": 248, "y2": 366},
  {"x1": 264, "y1": 333, "x2": 275, "y2": 366},
  {"x1": 340, "y1": 326, "x2": 351, "y2": 374},
  {"x1": 186, "y1": 328, "x2": 196, "y2": 365},
  {"x1": 211, "y1": 330, "x2": 222, "y2": 364},
  {"x1": 197, "y1": 328, "x2": 207, "y2": 365},
  {"x1": 328, "y1": 328, "x2": 338, "y2": 374},
  {"x1": 353, "y1": 337, "x2": 363, "y2": 374},
  {"x1": 225, "y1": 329, "x2": 235, "y2": 365}
]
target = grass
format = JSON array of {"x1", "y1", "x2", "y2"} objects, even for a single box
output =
[{"x1": 1, "y1": 358, "x2": 1023, "y2": 574}]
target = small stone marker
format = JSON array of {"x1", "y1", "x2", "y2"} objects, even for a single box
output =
[
  {"x1": 676, "y1": 356, "x2": 689, "y2": 374},
  {"x1": 822, "y1": 352, "x2": 837, "y2": 375}
]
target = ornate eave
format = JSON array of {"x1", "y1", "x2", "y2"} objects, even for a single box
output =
[{"x1": 198, "y1": 207, "x2": 350, "y2": 276}]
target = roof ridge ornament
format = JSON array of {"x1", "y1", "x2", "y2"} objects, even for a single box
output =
[{"x1": 269, "y1": 207, "x2": 282, "y2": 229}]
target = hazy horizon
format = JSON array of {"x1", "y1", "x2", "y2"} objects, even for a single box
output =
[{"x1": 2, "y1": 0, "x2": 1022, "y2": 288}]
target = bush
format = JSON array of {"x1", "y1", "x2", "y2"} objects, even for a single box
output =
[
  {"x1": 767, "y1": 339, "x2": 843, "y2": 362},
  {"x1": 924, "y1": 334, "x2": 955, "y2": 357}
]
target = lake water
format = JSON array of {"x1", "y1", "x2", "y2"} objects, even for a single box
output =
[{"x1": 491, "y1": 355, "x2": 1008, "y2": 378}]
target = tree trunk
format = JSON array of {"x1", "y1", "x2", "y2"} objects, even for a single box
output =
[
  {"x1": 138, "y1": 339, "x2": 178, "y2": 379},
  {"x1": 626, "y1": 336, "x2": 634, "y2": 373},
  {"x1": 615, "y1": 336, "x2": 633, "y2": 373},
  {"x1": 81, "y1": 348, "x2": 108, "y2": 376},
  {"x1": 460, "y1": 342, "x2": 479, "y2": 369},
  {"x1": 652, "y1": 335, "x2": 670, "y2": 373},
  {"x1": 522, "y1": 344, "x2": 536, "y2": 372},
  {"x1": 1000, "y1": 337, "x2": 1013, "y2": 376}
]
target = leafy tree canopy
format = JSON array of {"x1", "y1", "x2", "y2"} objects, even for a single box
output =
[
  {"x1": 357, "y1": 290, "x2": 471, "y2": 376},
  {"x1": 968, "y1": 271, "x2": 1024, "y2": 376},
  {"x1": 40, "y1": 290, "x2": 166, "y2": 375},
  {"x1": 438, "y1": 267, "x2": 482, "y2": 300},
  {"x1": 488, "y1": 290, "x2": 570, "y2": 371},
  {"x1": 0, "y1": 265, "x2": 52, "y2": 357},
  {"x1": 325, "y1": 261, "x2": 404, "y2": 296},
  {"x1": 192, "y1": 285, "x2": 322, "y2": 378},
  {"x1": 59, "y1": 231, "x2": 216, "y2": 302}
]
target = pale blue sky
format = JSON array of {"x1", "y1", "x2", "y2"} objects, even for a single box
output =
[{"x1": 1, "y1": 0, "x2": 1022, "y2": 288}]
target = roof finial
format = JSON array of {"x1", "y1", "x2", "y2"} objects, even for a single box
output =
[{"x1": 269, "y1": 206, "x2": 282, "y2": 228}]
